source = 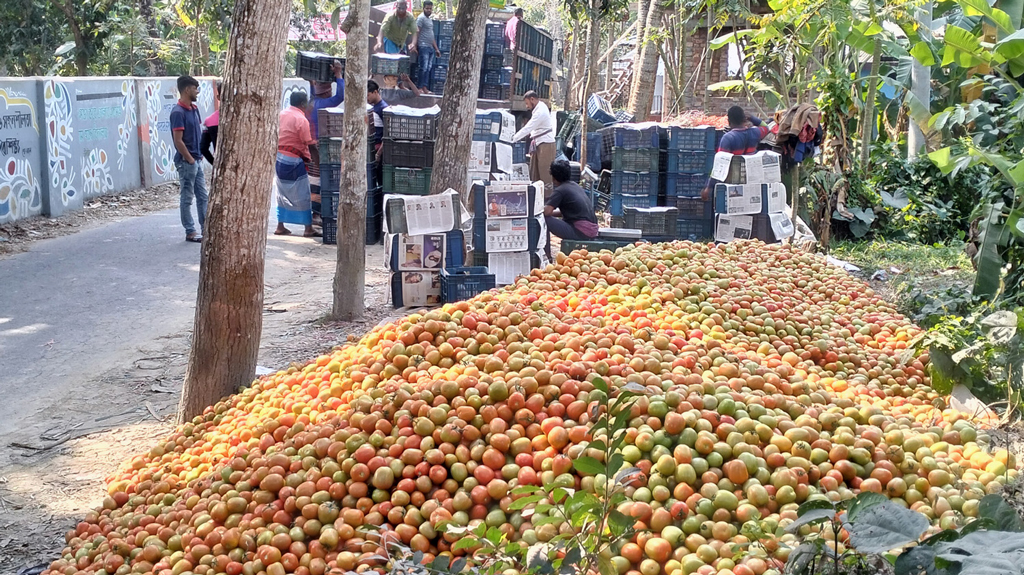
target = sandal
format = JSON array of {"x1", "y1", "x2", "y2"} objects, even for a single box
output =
[
  {"x1": 303, "y1": 230, "x2": 322, "y2": 238},
  {"x1": 274, "y1": 228, "x2": 292, "y2": 236},
  {"x1": 186, "y1": 234, "x2": 203, "y2": 243}
]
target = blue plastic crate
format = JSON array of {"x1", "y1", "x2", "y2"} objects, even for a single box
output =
[
  {"x1": 436, "y1": 54, "x2": 451, "y2": 68},
  {"x1": 436, "y1": 20, "x2": 454, "y2": 37},
  {"x1": 512, "y1": 141, "x2": 528, "y2": 164},
  {"x1": 438, "y1": 35, "x2": 453, "y2": 52},
  {"x1": 429, "y1": 79, "x2": 446, "y2": 95},
  {"x1": 608, "y1": 193, "x2": 657, "y2": 216},
  {"x1": 485, "y1": 22, "x2": 504, "y2": 42},
  {"x1": 610, "y1": 171, "x2": 658, "y2": 196},
  {"x1": 676, "y1": 196, "x2": 714, "y2": 219},
  {"x1": 484, "y1": 38, "x2": 505, "y2": 56},
  {"x1": 482, "y1": 68, "x2": 510, "y2": 86},
  {"x1": 388, "y1": 229, "x2": 465, "y2": 270},
  {"x1": 474, "y1": 111, "x2": 502, "y2": 141},
  {"x1": 431, "y1": 65, "x2": 448, "y2": 84},
  {"x1": 664, "y1": 173, "x2": 707, "y2": 199},
  {"x1": 666, "y1": 126, "x2": 716, "y2": 151},
  {"x1": 321, "y1": 191, "x2": 338, "y2": 219},
  {"x1": 666, "y1": 149, "x2": 713, "y2": 174},
  {"x1": 591, "y1": 109, "x2": 617, "y2": 126},
  {"x1": 472, "y1": 216, "x2": 543, "y2": 252},
  {"x1": 676, "y1": 218, "x2": 714, "y2": 242},
  {"x1": 320, "y1": 162, "x2": 375, "y2": 192},
  {"x1": 611, "y1": 125, "x2": 660, "y2": 149},
  {"x1": 366, "y1": 213, "x2": 383, "y2": 245},
  {"x1": 441, "y1": 267, "x2": 496, "y2": 303}
]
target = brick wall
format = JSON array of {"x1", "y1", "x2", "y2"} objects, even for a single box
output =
[{"x1": 674, "y1": 26, "x2": 770, "y2": 117}]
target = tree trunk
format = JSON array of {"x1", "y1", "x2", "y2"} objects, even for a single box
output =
[
  {"x1": 53, "y1": 0, "x2": 89, "y2": 75},
  {"x1": 177, "y1": 0, "x2": 290, "y2": 423},
  {"x1": 860, "y1": 39, "x2": 881, "y2": 172},
  {"x1": 627, "y1": 0, "x2": 664, "y2": 120},
  {"x1": 633, "y1": 0, "x2": 650, "y2": 75},
  {"x1": 579, "y1": 0, "x2": 601, "y2": 168},
  {"x1": 428, "y1": 0, "x2": 488, "y2": 195},
  {"x1": 331, "y1": 0, "x2": 370, "y2": 320},
  {"x1": 563, "y1": 32, "x2": 577, "y2": 110},
  {"x1": 138, "y1": 0, "x2": 168, "y2": 75}
]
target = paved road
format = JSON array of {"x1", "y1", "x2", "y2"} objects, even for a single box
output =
[{"x1": 0, "y1": 209, "x2": 204, "y2": 436}]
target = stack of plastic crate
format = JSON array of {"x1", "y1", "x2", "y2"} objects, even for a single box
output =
[
  {"x1": 317, "y1": 107, "x2": 380, "y2": 245},
  {"x1": 381, "y1": 107, "x2": 439, "y2": 198},
  {"x1": 479, "y1": 23, "x2": 510, "y2": 101},
  {"x1": 431, "y1": 20, "x2": 454, "y2": 94},
  {"x1": 605, "y1": 124, "x2": 660, "y2": 219},
  {"x1": 663, "y1": 126, "x2": 716, "y2": 242},
  {"x1": 468, "y1": 180, "x2": 547, "y2": 284}
]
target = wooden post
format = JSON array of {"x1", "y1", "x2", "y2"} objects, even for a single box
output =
[{"x1": 177, "y1": 0, "x2": 291, "y2": 422}]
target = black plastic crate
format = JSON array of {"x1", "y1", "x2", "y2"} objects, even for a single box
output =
[
  {"x1": 383, "y1": 140, "x2": 435, "y2": 168},
  {"x1": 436, "y1": 19, "x2": 454, "y2": 36},
  {"x1": 482, "y1": 68, "x2": 510, "y2": 86},
  {"x1": 676, "y1": 218, "x2": 714, "y2": 242},
  {"x1": 382, "y1": 165, "x2": 432, "y2": 195},
  {"x1": 666, "y1": 126, "x2": 716, "y2": 151},
  {"x1": 617, "y1": 207, "x2": 679, "y2": 237},
  {"x1": 611, "y1": 125, "x2": 660, "y2": 149},
  {"x1": 484, "y1": 38, "x2": 505, "y2": 56},
  {"x1": 322, "y1": 218, "x2": 337, "y2": 244},
  {"x1": 560, "y1": 239, "x2": 628, "y2": 255},
  {"x1": 320, "y1": 163, "x2": 341, "y2": 192},
  {"x1": 610, "y1": 147, "x2": 659, "y2": 172},
  {"x1": 441, "y1": 267, "x2": 496, "y2": 303},
  {"x1": 317, "y1": 108, "x2": 344, "y2": 138},
  {"x1": 666, "y1": 149, "x2": 713, "y2": 174},
  {"x1": 319, "y1": 137, "x2": 343, "y2": 164},
  {"x1": 383, "y1": 110, "x2": 438, "y2": 141},
  {"x1": 675, "y1": 196, "x2": 713, "y2": 219},
  {"x1": 429, "y1": 78, "x2": 446, "y2": 95},
  {"x1": 512, "y1": 141, "x2": 528, "y2": 164},
  {"x1": 610, "y1": 171, "x2": 658, "y2": 196},
  {"x1": 366, "y1": 213, "x2": 383, "y2": 245},
  {"x1": 479, "y1": 84, "x2": 508, "y2": 101},
  {"x1": 474, "y1": 111, "x2": 502, "y2": 141},
  {"x1": 483, "y1": 54, "x2": 504, "y2": 70},
  {"x1": 371, "y1": 54, "x2": 411, "y2": 76},
  {"x1": 321, "y1": 191, "x2": 338, "y2": 219},
  {"x1": 485, "y1": 22, "x2": 504, "y2": 42},
  {"x1": 431, "y1": 65, "x2": 448, "y2": 84},
  {"x1": 296, "y1": 51, "x2": 342, "y2": 83},
  {"x1": 438, "y1": 35, "x2": 453, "y2": 52},
  {"x1": 665, "y1": 173, "x2": 707, "y2": 199}
]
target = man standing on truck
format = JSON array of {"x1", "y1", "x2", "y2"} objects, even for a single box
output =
[
  {"x1": 506, "y1": 8, "x2": 524, "y2": 49},
  {"x1": 513, "y1": 90, "x2": 556, "y2": 196},
  {"x1": 376, "y1": 1, "x2": 418, "y2": 55},
  {"x1": 415, "y1": 1, "x2": 441, "y2": 91}
]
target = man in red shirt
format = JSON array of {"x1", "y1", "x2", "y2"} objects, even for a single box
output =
[{"x1": 274, "y1": 91, "x2": 319, "y2": 237}]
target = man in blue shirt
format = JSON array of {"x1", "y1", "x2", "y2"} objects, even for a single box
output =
[
  {"x1": 309, "y1": 60, "x2": 345, "y2": 140},
  {"x1": 170, "y1": 75, "x2": 207, "y2": 243},
  {"x1": 367, "y1": 80, "x2": 389, "y2": 188}
]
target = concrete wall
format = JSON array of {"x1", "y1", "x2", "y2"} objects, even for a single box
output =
[{"x1": 0, "y1": 76, "x2": 308, "y2": 224}]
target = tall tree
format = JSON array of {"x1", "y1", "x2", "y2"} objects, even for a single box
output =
[
  {"x1": 331, "y1": 0, "x2": 370, "y2": 320},
  {"x1": 137, "y1": 0, "x2": 168, "y2": 75},
  {"x1": 627, "y1": 0, "x2": 666, "y2": 120},
  {"x1": 177, "y1": 0, "x2": 291, "y2": 422},
  {"x1": 52, "y1": 0, "x2": 90, "y2": 74},
  {"x1": 428, "y1": 0, "x2": 489, "y2": 195}
]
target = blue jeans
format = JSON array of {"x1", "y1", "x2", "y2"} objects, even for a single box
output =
[
  {"x1": 175, "y1": 160, "x2": 208, "y2": 236},
  {"x1": 417, "y1": 46, "x2": 436, "y2": 88}
]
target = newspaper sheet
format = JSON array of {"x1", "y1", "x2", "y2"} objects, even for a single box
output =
[
  {"x1": 485, "y1": 217, "x2": 529, "y2": 252},
  {"x1": 498, "y1": 111, "x2": 517, "y2": 143},
  {"x1": 724, "y1": 184, "x2": 763, "y2": 215},
  {"x1": 488, "y1": 251, "x2": 532, "y2": 285},
  {"x1": 710, "y1": 152, "x2": 733, "y2": 181},
  {"x1": 484, "y1": 185, "x2": 530, "y2": 218},
  {"x1": 769, "y1": 212, "x2": 795, "y2": 239},
  {"x1": 387, "y1": 233, "x2": 446, "y2": 271},
  {"x1": 469, "y1": 141, "x2": 492, "y2": 171},
  {"x1": 765, "y1": 182, "x2": 788, "y2": 213},
  {"x1": 397, "y1": 271, "x2": 441, "y2": 306},
  {"x1": 756, "y1": 151, "x2": 782, "y2": 183},
  {"x1": 494, "y1": 142, "x2": 513, "y2": 174},
  {"x1": 715, "y1": 214, "x2": 753, "y2": 242},
  {"x1": 396, "y1": 193, "x2": 458, "y2": 235}
]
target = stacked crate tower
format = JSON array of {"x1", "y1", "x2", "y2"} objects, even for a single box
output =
[
  {"x1": 663, "y1": 126, "x2": 717, "y2": 242},
  {"x1": 470, "y1": 179, "x2": 547, "y2": 285},
  {"x1": 479, "y1": 23, "x2": 511, "y2": 100},
  {"x1": 430, "y1": 20, "x2": 454, "y2": 95},
  {"x1": 317, "y1": 108, "x2": 379, "y2": 245},
  {"x1": 603, "y1": 124, "x2": 678, "y2": 239},
  {"x1": 381, "y1": 108, "x2": 437, "y2": 199}
]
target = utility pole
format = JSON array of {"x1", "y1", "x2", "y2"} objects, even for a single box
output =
[{"x1": 908, "y1": 2, "x2": 932, "y2": 158}]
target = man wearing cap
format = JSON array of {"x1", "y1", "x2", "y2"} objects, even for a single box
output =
[{"x1": 377, "y1": 1, "x2": 418, "y2": 54}]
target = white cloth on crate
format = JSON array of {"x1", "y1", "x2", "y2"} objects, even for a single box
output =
[{"x1": 513, "y1": 101, "x2": 555, "y2": 145}]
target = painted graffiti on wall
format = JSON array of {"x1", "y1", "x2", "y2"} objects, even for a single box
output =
[
  {"x1": 44, "y1": 80, "x2": 77, "y2": 208},
  {"x1": 281, "y1": 81, "x2": 309, "y2": 111},
  {"x1": 117, "y1": 81, "x2": 137, "y2": 171},
  {"x1": 81, "y1": 148, "x2": 113, "y2": 197},
  {"x1": 144, "y1": 81, "x2": 177, "y2": 180},
  {"x1": 0, "y1": 87, "x2": 42, "y2": 223}
]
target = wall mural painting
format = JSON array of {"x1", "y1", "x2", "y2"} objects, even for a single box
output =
[
  {"x1": 0, "y1": 88, "x2": 42, "y2": 222},
  {"x1": 144, "y1": 81, "x2": 176, "y2": 179},
  {"x1": 116, "y1": 80, "x2": 137, "y2": 171},
  {"x1": 281, "y1": 83, "x2": 309, "y2": 111},
  {"x1": 44, "y1": 80, "x2": 76, "y2": 207},
  {"x1": 81, "y1": 148, "x2": 113, "y2": 197}
]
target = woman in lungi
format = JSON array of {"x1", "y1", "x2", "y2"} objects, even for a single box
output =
[{"x1": 275, "y1": 91, "x2": 320, "y2": 237}]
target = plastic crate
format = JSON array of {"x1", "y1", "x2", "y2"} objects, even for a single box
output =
[
  {"x1": 441, "y1": 267, "x2": 496, "y2": 303},
  {"x1": 296, "y1": 51, "x2": 342, "y2": 83},
  {"x1": 388, "y1": 229, "x2": 465, "y2": 270},
  {"x1": 618, "y1": 207, "x2": 679, "y2": 237},
  {"x1": 675, "y1": 196, "x2": 713, "y2": 219},
  {"x1": 484, "y1": 38, "x2": 505, "y2": 56},
  {"x1": 321, "y1": 191, "x2": 338, "y2": 219},
  {"x1": 482, "y1": 68, "x2": 511, "y2": 86},
  {"x1": 435, "y1": 54, "x2": 451, "y2": 68},
  {"x1": 474, "y1": 111, "x2": 502, "y2": 141},
  {"x1": 383, "y1": 110, "x2": 438, "y2": 141},
  {"x1": 666, "y1": 149, "x2": 713, "y2": 174},
  {"x1": 317, "y1": 108, "x2": 344, "y2": 138},
  {"x1": 611, "y1": 125, "x2": 660, "y2": 149},
  {"x1": 320, "y1": 163, "x2": 341, "y2": 192},
  {"x1": 485, "y1": 22, "x2": 504, "y2": 42},
  {"x1": 482, "y1": 54, "x2": 504, "y2": 70},
  {"x1": 371, "y1": 54, "x2": 411, "y2": 76},
  {"x1": 610, "y1": 171, "x2": 658, "y2": 196},
  {"x1": 665, "y1": 173, "x2": 707, "y2": 199},
  {"x1": 479, "y1": 84, "x2": 509, "y2": 101},
  {"x1": 512, "y1": 141, "x2": 528, "y2": 164},
  {"x1": 610, "y1": 148, "x2": 659, "y2": 173},
  {"x1": 431, "y1": 65, "x2": 448, "y2": 84},
  {"x1": 559, "y1": 239, "x2": 628, "y2": 255},
  {"x1": 322, "y1": 218, "x2": 337, "y2": 244},
  {"x1": 436, "y1": 19, "x2": 454, "y2": 36},
  {"x1": 366, "y1": 213, "x2": 383, "y2": 245},
  {"x1": 319, "y1": 137, "x2": 343, "y2": 164},
  {"x1": 676, "y1": 218, "x2": 714, "y2": 242},
  {"x1": 429, "y1": 78, "x2": 446, "y2": 95},
  {"x1": 382, "y1": 165, "x2": 432, "y2": 195},
  {"x1": 471, "y1": 216, "x2": 544, "y2": 253},
  {"x1": 438, "y1": 35, "x2": 453, "y2": 52},
  {"x1": 666, "y1": 126, "x2": 716, "y2": 151},
  {"x1": 608, "y1": 193, "x2": 657, "y2": 216},
  {"x1": 382, "y1": 140, "x2": 435, "y2": 168}
]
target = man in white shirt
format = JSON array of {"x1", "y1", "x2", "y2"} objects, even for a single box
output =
[{"x1": 513, "y1": 91, "x2": 556, "y2": 196}]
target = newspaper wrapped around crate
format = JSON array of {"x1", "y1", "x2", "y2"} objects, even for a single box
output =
[
  {"x1": 497, "y1": 111, "x2": 517, "y2": 143},
  {"x1": 470, "y1": 180, "x2": 549, "y2": 284},
  {"x1": 711, "y1": 150, "x2": 782, "y2": 184},
  {"x1": 493, "y1": 142, "x2": 514, "y2": 175},
  {"x1": 383, "y1": 189, "x2": 467, "y2": 235}
]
